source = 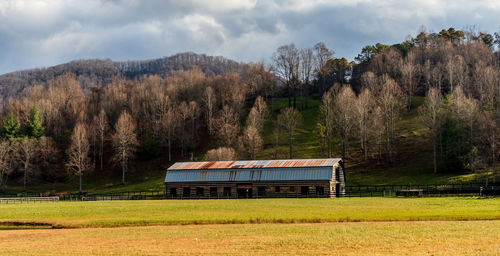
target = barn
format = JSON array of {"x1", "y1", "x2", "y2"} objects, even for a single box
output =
[{"x1": 164, "y1": 158, "x2": 345, "y2": 198}]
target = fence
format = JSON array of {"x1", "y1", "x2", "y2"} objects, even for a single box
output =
[
  {"x1": 0, "y1": 183, "x2": 498, "y2": 201},
  {"x1": 343, "y1": 183, "x2": 499, "y2": 197},
  {"x1": 0, "y1": 196, "x2": 59, "y2": 204}
]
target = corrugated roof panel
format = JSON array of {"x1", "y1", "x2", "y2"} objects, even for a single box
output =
[
  {"x1": 183, "y1": 162, "x2": 204, "y2": 169},
  {"x1": 242, "y1": 161, "x2": 255, "y2": 168},
  {"x1": 167, "y1": 158, "x2": 341, "y2": 170},
  {"x1": 199, "y1": 162, "x2": 213, "y2": 169},
  {"x1": 207, "y1": 161, "x2": 232, "y2": 169},
  {"x1": 292, "y1": 160, "x2": 305, "y2": 167},
  {"x1": 307, "y1": 159, "x2": 320, "y2": 167},
  {"x1": 265, "y1": 160, "x2": 283, "y2": 168},
  {"x1": 252, "y1": 160, "x2": 268, "y2": 167},
  {"x1": 165, "y1": 167, "x2": 334, "y2": 183}
]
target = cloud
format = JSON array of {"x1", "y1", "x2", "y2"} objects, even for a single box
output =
[
  {"x1": 0, "y1": 0, "x2": 499, "y2": 74},
  {"x1": 169, "y1": 0, "x2": 257, "y2": 13}
]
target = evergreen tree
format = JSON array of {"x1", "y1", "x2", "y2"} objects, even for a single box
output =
[
  {"x1": 26, "y1": 106, "x2": 44, "y2": 138},
  {"x1": 1, "y1": 112, "x2": 20, "y2": 139}
]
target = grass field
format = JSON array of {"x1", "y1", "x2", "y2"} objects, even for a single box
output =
[
  {"x1": 1, "y1": 221, "x2": 499, "y2": 255},
  {"x1": 1, "y1": 197, "x2": 499, "y2": 255},
  {"x1": 0, "y1": 197, "x2": 499, "y2": 228}
]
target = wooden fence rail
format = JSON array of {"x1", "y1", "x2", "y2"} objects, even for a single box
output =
[
  {"x1": 0, "y1": 197, "x2": 59, "y2": 204},
  {"x1": 0, "y1": 183, "x2": 497, "y2": 201}
]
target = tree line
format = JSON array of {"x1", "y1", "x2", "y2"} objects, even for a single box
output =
[
  {"x1": 313, "y1": 27, "x2": 499, "y2": 185},
  {"x1": 0, "y1": 64, "x2": 276, "y2": 192}
]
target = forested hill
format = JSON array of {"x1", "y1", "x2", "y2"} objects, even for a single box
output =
[
  {"x1": 0, "y1": 27, "x2": 499, "y2": 193},
  {"x1": 0, "y1": 52, "x2": 244, "y2": 102}
]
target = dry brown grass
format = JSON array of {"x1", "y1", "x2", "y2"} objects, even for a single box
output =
[
  {"x1": 0, "y1": 221, "x2": 498, "y2": 255},
  {"x1": 1, "y1": 198, "x2": 499, "y2": 228}
]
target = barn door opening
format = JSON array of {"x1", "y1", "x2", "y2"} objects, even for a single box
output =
[
  {"x1": 237, "y1": 188, "x2": 252, "y2": 198},
  {"x1": 223, "y1": 187, "x2": 231, "y2": 196},
  {"x1": 170, "y1": 188, "x2": 177, "y2": 197},
  {"x1": 183, "y1": 187, "x2": 191, "y2": 197},
  {"x1": 301, "y1": 186, "x2": 309, "y2": 195},
  {"x1": 237, "y1": 184, "x2": 253, "y2": 198}
]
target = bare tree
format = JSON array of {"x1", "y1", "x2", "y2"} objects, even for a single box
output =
[
  {"x1": 334, "y1": 86, "x2": 357, "y2": 159},
  {"x1": 277, "y1": 107, "x2": 302, "y2": 158},
  {"x1": 16, "y1": 138, "x2": 38, "y2": 191},
  {"x1": 112, "y1": 111, "x2": 138, "y2": 184},
  {"x1": 188, "y1": 101, "x2": 199, "y2": 140},
  {"x1": 66, "y1": 122, "x2": 91, "y2": 193},
  {"x1": 319, "y1": 88, "x2": 336, "y2": 157},
  {"x1": 400, "y1": 52, "x2": 418, "y2": 110},
  {"x1": 360, "y1": 71, "x2": 378, "y2": 92},
  {"x1": 50, "y1": 73, "x2": 86, "y2": 133},
  {"x1": 203, "y1": 86, "x2": 217, "y2": 134},
  {"x1": 178, "y1": 101, "x2": 190, "y2": 157},
  {"x1": 215, "y1": 105, "x2": 240, "y2": 147},
  {"x1": 431, "y1": 62, "x2": 445, "y2": 93},
  {"x1": 89, "y1": 116, "x2": 98, "y2": 169},
  {"x1": 478, "y1": 65, "x2": 500, "y2": 107},
  {"x1": 205, "y1": 147, "x2": 237, "y2": 161},
  {"x1": 160, "y1": 110, "x2": 178, "y2": 162},
  {"x1": 272, "y1": 44, "x2": 300, "y2": 108},
  {"x1": 230, "y1": 77, "x2": 248, "y2": 115},
  {"x1": 451, "y1": 86, "x2": 479, "y2": 148},
  {"x1": 300, "y1": 47, "x2": 315, "y2": 108},
  {"x1": 419, "y1": 87, "x2": 444, "y2": 173},
  {"x1": 445, "y1": 56, "x2": 456, "y2": 93},
  {"x1": 314, "y1": 42, "x2": 333, "y2": 71},
  {"x1": 314, "y1": 42, "x2": 334, "y2": 94},
  {"x1": 377, "y1": 75, "x2": 404, "y2": 164},
  {"x1": 129, "y1": 75, "x2": 166, "y2": 129},
  {"x1": 453, "y1": 55, "x2": 468, "y2": 89},
  {"x1": 102, "y1": 77, "x2": 129, "y2": 125},
  {"x1": 243, "y1": 126, "x2": 263, "y2": 159},
  {"x1": 422, "y1": 59, "x2": 433, "y2": 92},
  {"x1": 246, "y1": 96, "x2": 268, "y2": 133},
  {"x1": 445, "y1": 55, "x2": 467, "y2": 93},
  {"x1": 370, "y1": 106, "x2": 385, "y2": 162},
  {"x1": 355, "y1": 88, "x2": 375, "y2": 161},
  {"x1": 95, "y1": 109, "x2": 108, "y2": 171},
  {"x1": 0, "y1": 140, "x2": 14, "y2": 191}
]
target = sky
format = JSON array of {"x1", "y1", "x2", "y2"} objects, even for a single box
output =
[{"x1": 0, "y1": 0, "x2": 499, "y2": 74}]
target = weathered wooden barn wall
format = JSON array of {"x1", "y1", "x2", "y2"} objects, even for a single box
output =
[{"x1": 166, "y1": 180, "x2": 335, "y2": 198}]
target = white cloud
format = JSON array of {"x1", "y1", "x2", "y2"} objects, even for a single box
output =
[
  {"x1": 0, "y1": 0, "x2": 499, "y2": 74},
  {"x1": 170, "y1": 0, "x2": 257, "y2": 12}
]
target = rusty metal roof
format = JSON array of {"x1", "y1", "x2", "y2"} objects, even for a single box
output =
[
  {"x1": 165, "y1": 159, "x2": 342, "y2": 183},
  {"x1": 165, "y1": 167, "x2": 336, "y2": 183},
  {"x1": 168, "y1": 158, "x2": 341, "y2": 170}
]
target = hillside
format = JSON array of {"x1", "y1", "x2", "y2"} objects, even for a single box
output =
[
  {"x1": 3, "y1": 96, "x2": 495, "y2": 194},
  {"x1": 0, "y1": 52, "x2": 244, "y2": 104}
]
